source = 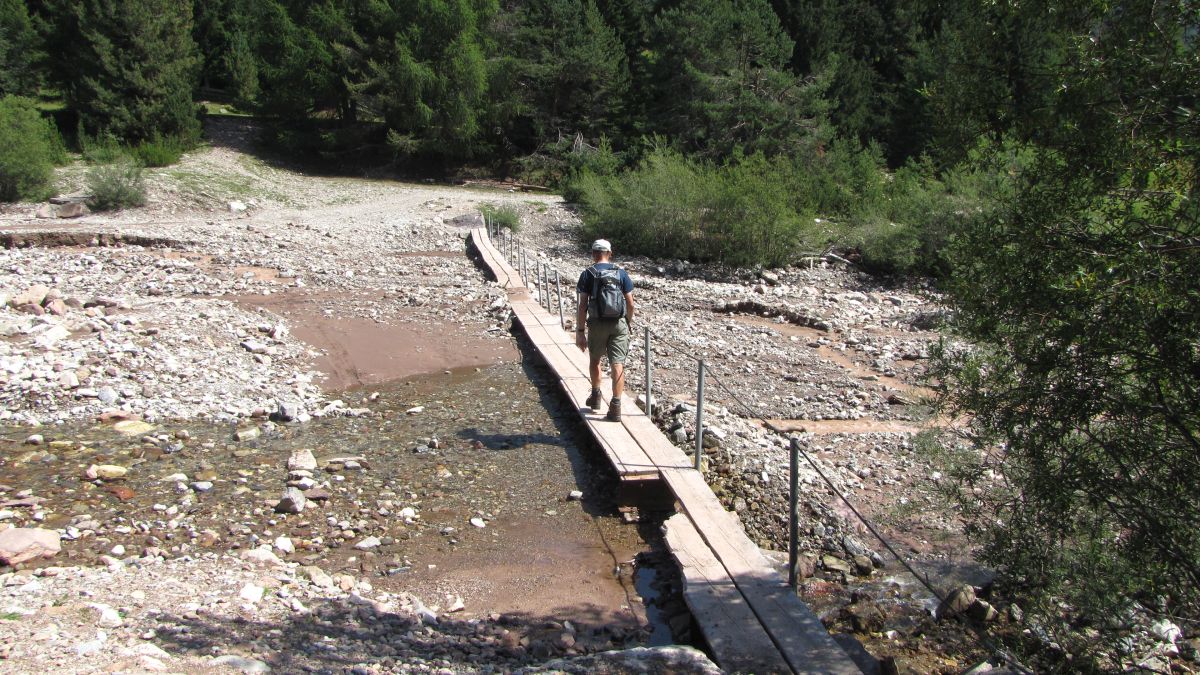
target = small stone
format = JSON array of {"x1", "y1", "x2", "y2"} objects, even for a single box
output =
[
  {"x1": 967, "y1": 599, "x2": 999, "y2": 622},
  {"x1": 821, "y1": 555, "x2": 852, "y2": 575},
  {"x1": 406, "y1": 405, "x2": 425, "y2": 414},
  {"x1": 56, "y1": 202, "x2": 89, "y2": 218},
  {"x1": 276, "y1": 401, "x2": 302, "y2": 422},
  {"x1": 470, "y1": 517, "x2": 486, "y2": 528},
  {"x1": 0, "y1": 527, "x2": 62, "y2": 565},
  {"x1": 110, "y1": 544, "x2": 126, "y2": 556},
  {"x1": 97, "y1": 386, "x2": 119, "y2": 405},
  {"x1": 209, "y1": 655, "x2": 270, "y2": 673},
  {"x1": 12, "y1": 284, "x2": 50, "y2": 307},
  {"x1": 239, "y1": 583, "x2": 265, "y2": 604},
  {"x1": 354, "y1": 536, "x2": 382, "y2": 550},
  {"x1": 274, "y1": 487, "x2": 306, "y2": 514},
  {"x1": 112, "y1": 420, "x2": 154, "y2": 435},
  {"x1": 90, "y1": 602, "x2": 123, "y2": 627},
  {"x1": 234, "y1": 426, "x2": 261, "y2": 442},
  {"x1": 287, "y1": 448, "x2": 318, "y2": 472},
  {"x1": 242, "y1": 547, "x2": 284, "y2": 566},
  {"x1": 567, "y1": 490, "x2": 584, "y2": 501},
  {"x1": 300, "y1": 565, "x2": 334, "y2": 589},
  {"x1": 25, "y1": 434, "x2": 44, "y2": 445},
  {"x1": 228, "y1": 201, "x2": 248, "y2": 213},
  {"x1": 936, "y1": 584, "x2": 977, "y2": 621},
  {"x1": 191, "y1": 481, "x2": 214, "y2": 492},
  {"x1": 86, "y1": 464, "x2": 128, "y2": 480},
  {"x1": 274, "y1": 537, "x2": 294, "y2": 554}
]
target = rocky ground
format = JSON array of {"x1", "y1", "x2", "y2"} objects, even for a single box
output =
[{"x1": 3, "y1": 118, "x2": 1186, "y2": 674}]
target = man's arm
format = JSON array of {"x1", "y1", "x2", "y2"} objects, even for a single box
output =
[
  {"x1": 575, "y1": 293, "x2": 588, "y2": 351},
  {"x1": 624, "y1": 292, "x2": 635, "y2": 329}
]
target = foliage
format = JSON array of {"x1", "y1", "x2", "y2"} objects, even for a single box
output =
[
  {"x1": 0, "y1": 0, "x2": 40, "y2": 96},
  {"x1": 933, "y1": 0, "x2": 1200, "y2": 663},
  {"x1": 44, "y1": 0, "x2": 201, "y2": 144},
  {"x1": 480, "y1": 203, "x2": 519, "y2": 232},
  {"x1": 645, "y1": 0, "x2": 831, "y2": 159},
  {"x1": 86, "y1": 156, "x2": 146, "y2": 210},
  {"x1": 0, "y1": 95, "x2": 57, "y2": 201},
  {"x1": 576, "y1": 148, "x2": 816, "y2": 267},
  {"x1": 130, "y1": 134, "x2": 189, "y2": 167}
]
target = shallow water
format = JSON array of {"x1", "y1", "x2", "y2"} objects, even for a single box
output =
[{"x1": 0, "y1": 356, "x2": 665, "y2": 633}]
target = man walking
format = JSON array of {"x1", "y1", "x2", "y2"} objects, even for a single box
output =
[{"x1": 575, "y1": 239, "x2": 635, "y2": 421}]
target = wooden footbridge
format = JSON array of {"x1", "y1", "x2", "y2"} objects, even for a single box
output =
[{"x1": 469, "y1": 228, "x2": 860, "y2": 674}]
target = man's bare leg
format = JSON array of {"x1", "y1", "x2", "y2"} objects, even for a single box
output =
[{"x1": 611, "y1": 363, "x2": 624, "y2": 401}]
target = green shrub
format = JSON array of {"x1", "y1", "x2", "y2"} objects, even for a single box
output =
[
  {"x1": 0, "y1": 95, "x2": 57, "y2": 202},
  {"x1": 87, "y1": 158, "x2": 146, "y2": 210},
  {"x1": 480, "y1": 204, "x2": 520, "y2": 232},
  {"x1": 131, "y1": 135, "x2": 188, "y2": 167},
  {"x1": 79, "y1": 128, "x2": 126, "y2": 164},
  {"x1": 577, "y1": 149, "x2": 821, "y2": 267}
]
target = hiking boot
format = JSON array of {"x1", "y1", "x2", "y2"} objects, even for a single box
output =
[
  {"x1": 585, "y1": 389, "x2": 603, "y2": 411},
  {"x1": 606, "y1": 398, "x2": 622, "y2": 422}
]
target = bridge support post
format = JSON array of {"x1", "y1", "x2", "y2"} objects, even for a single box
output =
[
  {"x1": 555, "y1": 270, "x2": 564, "y2": 328},
  {"x1": 644, "y1": 327, "x2": 652, "y2": 419},
  {"x1": 789, "y1": 437, "x2": 800, "y2": 589},
  {"x1": 695, "y1": 360, "x2": 705, "y2": 473}
]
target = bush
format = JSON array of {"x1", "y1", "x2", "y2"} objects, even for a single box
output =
[
  {"x1": 131, "y1": 134, "x2": 188, "y2": 167},
  {"x1": 0, "y1": 95, "x2": 58, "y2": 202},
  {"x1": 86, "y1": 158, "x2": 146, "y2": 211},
  {"x1": 480, "y1": 204, "x2": 519, "y2": 232},
  {"x1": 577, "y1": 149, "x2": 820, "y2": 267}
]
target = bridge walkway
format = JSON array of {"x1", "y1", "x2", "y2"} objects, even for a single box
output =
[{"x1": 470, "y1": 227, "x2": 860, "y2": 674}]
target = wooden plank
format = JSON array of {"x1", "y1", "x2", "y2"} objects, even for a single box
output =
[
  {"x1": 558, "y1": 377, "x2": 659, "y2": 478},
  {"x1": 662, "y1": 469, "x2": 859, "y2": 675},
  {"x1": 664, "y1": 514, "x2": 792, "y2": 674}
]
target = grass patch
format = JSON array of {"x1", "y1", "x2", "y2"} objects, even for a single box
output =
[{"x1": 480, "y1": 203, "x2": 520, "y2": 231}]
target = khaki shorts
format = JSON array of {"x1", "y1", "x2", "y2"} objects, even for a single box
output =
[{"x1": 587, "y1": 318, "x2": 629, "y2": 365}]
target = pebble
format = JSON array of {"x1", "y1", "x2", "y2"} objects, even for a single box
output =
[{"x1": 354, "y1": 536, "x2": 382, "y2": 550}]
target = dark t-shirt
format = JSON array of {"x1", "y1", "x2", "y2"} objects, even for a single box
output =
[
  {"x1": 577, "y1": 263, "x2": 633, "y2": 321},
  {"x1": 576, "y1": 262, "x2": 633, "y2": 295}
]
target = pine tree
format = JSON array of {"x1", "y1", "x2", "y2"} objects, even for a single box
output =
[
  {"x1": 0, "y1": 0, "x2": 40, "y2": 96},
  {"x1": 48, "y1": 0, "x2": 200, "y2": 143}
]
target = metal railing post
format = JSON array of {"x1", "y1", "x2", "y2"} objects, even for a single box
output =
[
  {"x1": 695, "y1": 360, "x2": 705, "y2": 472},
  {"x1": 789, "y1": 437, "x2": 800, "y2": 589},
  {"x1": 644, "y1": 327, "x2": 652, "y2": 419},
  {"x1": 541, "y1": 262, "x2": 549, "y2": 310},
  {"x1": 555, "y1": 270, "x2": 565, "y2": 329}
]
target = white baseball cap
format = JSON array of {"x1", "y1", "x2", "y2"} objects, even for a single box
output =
[{"x1": 591, "y1": 239, "x2": 612, "y2": 252}]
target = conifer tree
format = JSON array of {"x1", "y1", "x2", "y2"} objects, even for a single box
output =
[
  {"x1": 0, "y1": 0, "x2": 40, "y2": 96},
  {"x1": 48, "y1": 0, "x2": 200, "y2": 143}
]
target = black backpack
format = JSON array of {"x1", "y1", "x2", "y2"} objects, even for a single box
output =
[{"x1": 588, "y1": 265, "x2": 626, "y2": 320}]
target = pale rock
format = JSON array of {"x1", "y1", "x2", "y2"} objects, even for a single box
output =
[
  {"x1": 287, "y1": 448, "x2": 318, "y2": 472},
  {"x1": 209, "y1": 655, "x2": 270, "y2": 673},
  {"x1": 354, "y1": 536, "x2": 382, "y2": 550},
  {"x1": 97, "y1": 386, "x2": 119, "y2": 405},
  {"x1": 113, "y1": 420, "x2": 154, "y2": 435},
  {"x1": 936, "y1": 584, "x2": 977, "y2": 621},
  {"x1": 90, "y1": 602, "x2": 123, "y2": 627},
  {"x1": 470, "y1": 517, "x2": 486, "y2": 528},
  {"x1": 74, "y1": 630, "x2": 107, "y2": 656},
  {"x1": 12, "y1": 285, "x2": 50, "y2": 308},
  {"x1": 273, "y1": 536, "x2": 294, "y2": 554},
  {"x1": 162, "y1": 473, "x2": 188, "y2": 482},
  {"x1": 0, "y1": 527, "x2": 62, "y2": 564},
  {"x1": 56, "y1": 202, "x2": 89, "y2": 218},
  {"x1": 239, "y1": 583, "x2": 265, "y2": 604},
  {"x1": 191, "y1": 481, "x2": 214, "y2": 492},
  {"x1": 274, "y1": 487, "x2": 306, "y2": 514},
  {"x1": 228, "y1": 201, "x2": 248, "y2": 213},
  {"x1": 86, "y1": 464, "x2": 128, "y2": 480},
  {"x1": 25, "y1": 434, "x2": 44, "y2": 445},
  {"x1": 34, "y1": 325, "x2": 70, "y2": 350},
  {"x1": 234, "y1": 426, "x2": 261, "y2": 442},
  {"x1": 242, "y1": 546, "x2": 284, "y2": 566},
  {"x1": 300, "y1": 565, "x2": 334, "y2": 589}
]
